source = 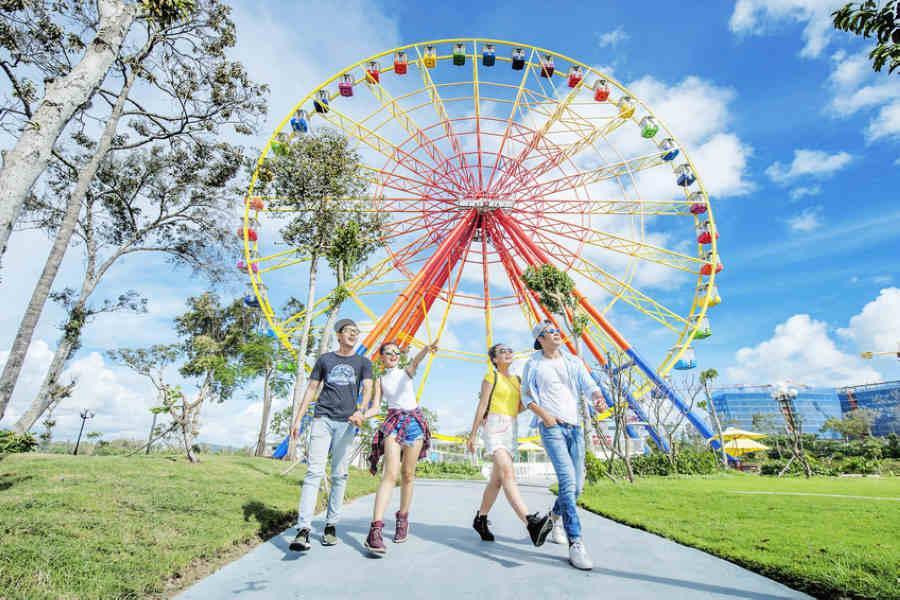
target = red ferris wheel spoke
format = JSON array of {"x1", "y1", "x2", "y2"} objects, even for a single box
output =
[
  {"x1": 361, "y1": 75, "x2": 471, "y2": 192},
  {"x1": 499, "y1": 149, "x2": 670, "y2": 202},
  {"x1": 413, "y1": 44, "x2": 477, "y2": 192},
  {"x1": 513, "y1": 217, "x2": 688, "y2": 332},
  {"x1": 319, "y1": 105, "x2": 464, "y2": 197},
  {"x1": 515, "y1": 212, "x2": 702, "y2": 272}
]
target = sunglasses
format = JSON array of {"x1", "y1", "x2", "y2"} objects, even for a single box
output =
[
  {"x1": 341, "y1": 328, "x2": 360, "y2": 335},
  {"x1": 493, "y1": 347, "x2": 514, "y2": 354},
  {"x1": 540, "y1": 328, "x2": 561, "y2": 336},
  {"x1": 382, "y1": 350, "x2": 401, "y2": 357}
]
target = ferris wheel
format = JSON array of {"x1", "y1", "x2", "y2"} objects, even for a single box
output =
[{"x1": 240, "y1": 39, "x2": 723, "y2": 444}]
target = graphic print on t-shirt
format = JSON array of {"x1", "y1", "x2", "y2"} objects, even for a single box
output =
[{"x1": 326, "y1": 363, "x2": 357, "y2": 387}]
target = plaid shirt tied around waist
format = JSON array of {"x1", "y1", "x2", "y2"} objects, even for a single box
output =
[{"x1": 368, "y1": 407, "x2": 431, "y2": 475}]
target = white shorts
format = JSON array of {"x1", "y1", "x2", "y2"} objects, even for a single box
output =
[{"x1": 482, "y1": 413, "x2": 518, "y2": 458}]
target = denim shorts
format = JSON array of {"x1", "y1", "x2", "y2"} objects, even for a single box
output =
[{"x1": 388, "y1": 414, "x2": 424, "y2": 446}]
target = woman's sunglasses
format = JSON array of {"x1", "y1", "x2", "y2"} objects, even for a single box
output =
[
  {"x1": 382, "y1": 350, "x2": 401, "y2": 357},
  {"x1": 540, "y1": 328, "x2": 561, "y2": 336}
]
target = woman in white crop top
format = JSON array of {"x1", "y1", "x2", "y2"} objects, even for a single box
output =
[{"x1": 362, "y1": 340, "x2": 438, "y2": 555}]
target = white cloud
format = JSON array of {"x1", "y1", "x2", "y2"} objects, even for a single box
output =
[
  {"x1": 626, "y1": 75, "x2": 754, "y2": 198},
  {"x1": 597, "y1": 27, "x2": 629, "y2": 48},
  {"x1": 766, "y1": 149, "x2": 853, "y2": 183},
  {"x1": 725, "y1": 314, "x2": 882, "y2": 387},
  {"x1": 865, "y1": 101, "x2": 900, "y2": 142},
  {"x1": 729, "y1": 0, "x2": 844, "y2": 58},
  {"x1": 786, "y1": 205, "x2": 824, "y2": 232},
  {"x1": 837, "y1": 287, "x2": 900, "y2": 356},
  {"x1": 789, "y1": 185, "x2": 822, "y2": 199}
]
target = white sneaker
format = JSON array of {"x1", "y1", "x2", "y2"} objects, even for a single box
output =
[
  {"x1": 569, "y1": 540, "x2": 593, "y2": 571},
  {"x1": 549, "y1": 514, "x2": 567, "y2": 544}
]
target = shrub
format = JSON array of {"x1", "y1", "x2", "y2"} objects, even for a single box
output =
[
  {"x1": 416, "y1": 461, "x2": 481, "y2": 478},
  {"x1": 0, "y1": 430, "x2": 38, "y2": 454}
]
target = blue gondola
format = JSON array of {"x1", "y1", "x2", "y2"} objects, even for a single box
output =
[
  {"x1": 676, "y1": 164, "x2": 696, "y2": 187},
  {"x1": 313, "y1": 90, "x2": 329, "y2": 113},
  {"x1": 659, "y1": 138, "x2": 679, "y2": 162},
  {"x1": 290, "y1": 109, "x2": 308, "y2": 134},
  {"x1": 482, "y1": 43, "x2": 496, "y2": 66},
  {"x1": 243, "y1": 294, "x2": 261, "y2": 309}
]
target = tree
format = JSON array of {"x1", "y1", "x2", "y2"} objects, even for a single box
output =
[
  {"x1": 262, "y1": 129, "x2": 368, "y2": 460},
  {"x1": 9, "y1": 141, "x2": 245, "y2": 433},
  {"x1": 239, "y1": 324, "x2": 295, "y2": 457},
  {"x1": 0, "y1": 0, "x2": 266, "y2": 424},
  {"x1": 317, "y1": 218, "x2": 384, "y2": 355},
  {"x1": 823, "y1": 408, "x2": 877, "y2": 440},
  {"x1": 699, "y1": 368, "x2": 728, "y2": 466},
  {"x1": 0, "y1": 0, "x2": 200, "y2": 262},
  {"x1": 107, "y1": 344, "x2": 181, "y2": 454},
  {"x1": 171, "y1": 293, "x2": 253, "y2": 462},
  {"x1": 832, "y1": 1, "x2": 900, "y2": 74},
  {"x1": 0, "y1": 0, "x2": 137, "y2": 259}
]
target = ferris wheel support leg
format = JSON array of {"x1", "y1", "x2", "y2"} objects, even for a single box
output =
[
  {"x1": 359, "y1": 211, "x2": 476, "y2": 355},
  {"x1": 499, "y1": 211, "x2": 717, "y2": 446},
  {"x1": 593, "y1": 373, "x2": 669, "y2": 452}
]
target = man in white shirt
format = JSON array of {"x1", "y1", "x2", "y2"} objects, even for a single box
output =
[{"x1": 521, "y1": 320, "x2": 606, "y2": 571}]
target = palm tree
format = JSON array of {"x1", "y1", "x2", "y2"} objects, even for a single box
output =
[{"x1": 700, "y1": 368, "x2": 728, "y2": 467}]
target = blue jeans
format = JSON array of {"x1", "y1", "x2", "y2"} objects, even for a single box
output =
[
  {"x1": 297, "y1": 417, "x2": 356, "y2": 530},
  {"x1": 539, "y1": 421, "x2": 585, "y2": 542}
]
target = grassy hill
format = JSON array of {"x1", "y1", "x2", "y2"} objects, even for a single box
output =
[{"x1": 0, "y1": 453, "x2": 379, "y2": 599}]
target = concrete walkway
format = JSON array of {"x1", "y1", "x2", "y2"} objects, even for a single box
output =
[{"x1": 176, "y1": 480, "x2": 810, "y2": 599}]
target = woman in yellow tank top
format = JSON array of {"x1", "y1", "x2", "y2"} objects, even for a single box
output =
[{"x1": 466, "y1": 344, "x2": 551, "y2": 545}]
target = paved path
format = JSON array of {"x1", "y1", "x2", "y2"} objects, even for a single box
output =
[{"x1": 176, "y1": 480, "x2": 810, "y2": 599}]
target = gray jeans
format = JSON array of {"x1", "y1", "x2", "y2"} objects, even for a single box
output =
[{"x1": 296, "y1": 417, "x2": 356, "y2": 530}]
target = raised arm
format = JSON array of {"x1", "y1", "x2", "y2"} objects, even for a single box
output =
[
  {"x1": 405, "y1": 341, "x2": 439, "y2": 378},
  {"x1": 466, "y1": 378, "x2": 494, "y2": 453}
]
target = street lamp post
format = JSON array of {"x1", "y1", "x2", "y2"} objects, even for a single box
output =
[{"x1": 73, "y1": 409, "x2": 95, "y2": 456}]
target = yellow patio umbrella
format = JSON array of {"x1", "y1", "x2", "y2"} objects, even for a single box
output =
[
  {"x1": 517, "y1": 440, "x2": 544, "y2": 452},
  {"x1": 711, "y1": 427, "x2": 767, "y2": 441},
  {"x1": 721, "y1": 438, "x2": 769, "y2": 457}
]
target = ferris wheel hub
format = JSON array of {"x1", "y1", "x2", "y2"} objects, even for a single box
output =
[{"x1": 456, "y1": 191, "x2": 512, "y2": 211}]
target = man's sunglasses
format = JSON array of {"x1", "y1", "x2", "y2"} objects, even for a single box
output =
[
  {"x1": 340, "y1": 328, "x2": 360, "y2": 335},
  {"x1": 540, "y1": 328, "x2": 561, "y2": 336}
]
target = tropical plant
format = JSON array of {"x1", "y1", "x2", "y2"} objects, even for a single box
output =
[{"x1": 832, "y1": 1, "x2": 900, "y2": 74}]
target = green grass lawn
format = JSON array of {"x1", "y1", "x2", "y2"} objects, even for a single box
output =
[
  {"x1": 578, "y1": 474, "x2": 900, "y2": 600},
  {"x1": 0, "y1": 453, "x2": 380, "y2": 600}
]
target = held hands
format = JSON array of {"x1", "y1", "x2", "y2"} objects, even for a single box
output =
[{"x1": 348, "y1": 410, "x2": 365, "y2": 427}]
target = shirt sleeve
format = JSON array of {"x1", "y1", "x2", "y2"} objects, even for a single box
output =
[
  {"x1": 361, "y1": 357, "x2": 373, "y2": 380},
  {"x1": 521, "y1": 359, "x2": 540, "y2": 406},
  {"x1": 578, "y1": 362, "x2": 600, "y2": 398},
  {"x1": 484, "y1": 370, "x2": 496, "y2": 386},
  {"x1": 310, "y1": 356, "x2": 326, "y2": 382}
]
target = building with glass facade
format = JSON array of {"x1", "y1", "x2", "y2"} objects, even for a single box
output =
[
  {"x1": 837, "y1": 381, "x2": 900, "y2": 437},
  {"x1": 710, "y1": 385, "x2": 843, "y2": 439}
]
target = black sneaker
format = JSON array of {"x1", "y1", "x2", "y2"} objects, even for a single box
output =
[
  {"x1": 289, "y1": 528, "x2": 311, "y2": 552},
  {"x1": 473, "y1": 513, "x2": 495, "y2": 541},
  {"x1": 321, "y1": 524, "x2": 338, "y2": 546},
  {"x1": 526, "y1": 512, "x2": 552, "y2": 547}
]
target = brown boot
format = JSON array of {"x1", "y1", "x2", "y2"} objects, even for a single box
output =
[
  {"x1": 394, "y1": 511, "x2": 409, "y2": 543},
  {"x1": 364, "y1": 520, "x2": 386, "y2": 556}
]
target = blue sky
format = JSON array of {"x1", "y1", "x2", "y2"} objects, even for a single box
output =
[{"x1": 1, "y1": 0, "x2": 898, "y2": 444}]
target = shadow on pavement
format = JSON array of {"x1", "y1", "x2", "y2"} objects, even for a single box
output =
[{"x1": 591, "y1": 567, "x2": 797, "y2": 600}]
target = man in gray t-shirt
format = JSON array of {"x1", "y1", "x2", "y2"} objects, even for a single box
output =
[
  {"x1": 289, "y1": 318, "x2": 373, "y2": 551},
  {"x1": 310, "y1": 351, "x2": 373, "y2": 421}
]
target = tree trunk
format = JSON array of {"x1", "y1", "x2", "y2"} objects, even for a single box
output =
[
  {"x1": 317, "y1": 263, "x2": 345, "y2": 357},
  {"x1": 12, "y1": 334, "x2": 76, "y2": 433},
  {"x1": 287, "y1": 256, "x2": 319, "y2": 461},
  {"x1": 704, "y1": 387, "x2": 728, "y2": 467},
  {"x1": 0, "y1": 0, "x2": 135, "y2": 261},
  {"x1": 0, "y1": 73, "x2": 136, "y2": 422},
  {"x1": 254, "y1": 368, "x2": 273, "y2": 457}
]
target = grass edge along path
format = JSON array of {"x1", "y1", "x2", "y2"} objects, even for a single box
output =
[
  {"x1": 0, "y1": 453, "x2": 380, "y2": 600},
  {"x1": 576, "y1": 474, "x2": 900, "y2": 600}
]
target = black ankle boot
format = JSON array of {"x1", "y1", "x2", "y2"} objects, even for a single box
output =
[{"x1": 473, "y1": 512, "x2": 495, "y2": 541}]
